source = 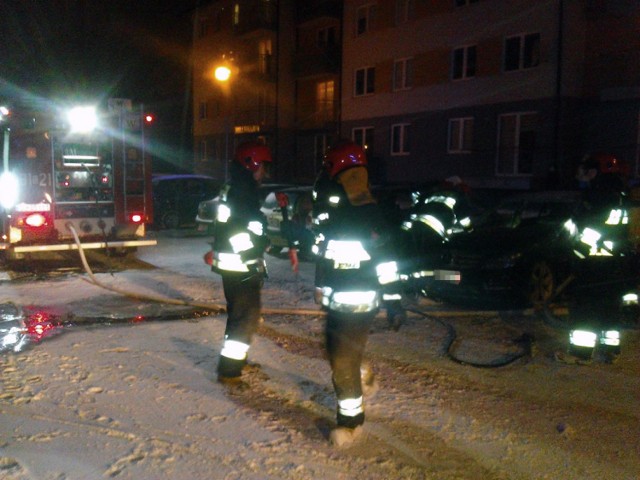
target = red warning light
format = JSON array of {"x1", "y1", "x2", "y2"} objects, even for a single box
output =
[{"x1": 144, "y1": 114, "x2": 154, "y2": 123}]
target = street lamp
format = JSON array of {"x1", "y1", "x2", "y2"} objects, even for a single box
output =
[{"x1": 214, "y1": 65, "x2": 232, "y2": 82}]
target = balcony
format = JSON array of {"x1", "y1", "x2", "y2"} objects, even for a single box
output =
[
  {"x1": 293, "y1": 44, "x2": 341, "y2": 77},
  {"x1": 234, "y1": 2, "x2": 277, "y2": 36}
]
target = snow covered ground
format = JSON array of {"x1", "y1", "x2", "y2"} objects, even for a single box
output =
[{"x1": 0, "y1": 230, "x2": 639, "y2": 479}]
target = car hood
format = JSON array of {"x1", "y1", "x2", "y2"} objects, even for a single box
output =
[{"x1": 446, "y1": 222, "x2": 567, "y2": 256}]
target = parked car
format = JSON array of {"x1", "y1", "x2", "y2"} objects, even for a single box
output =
[
  {"x1": 195, "y1": 182, "x2": 294, "y2": 234},
  {"x1": 424, "y1": 190, "x2": 587, "y2": 308},
  {"x1": 152, "y1": 174, "x2": 221, "y2": 229},
  {"x1": 261, "y1": 186, "x2": 314, "y2": 255}
]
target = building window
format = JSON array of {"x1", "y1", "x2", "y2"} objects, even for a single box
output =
[
  {"x1": 352, "y1": 127, "x2": 375, "y2": 156},
  {"x1": 316, "y1": 80, "x2": 335, "y2": 121},
  {"x1": 497, "y1": 112, "x2": 538, "y2": 175},
  {"x1": 356, "y1": 3, "x2": 376, "y2": 36},
  {"x1": 199, "y1": 140, "x2": 207, "y2": 162},
  {"x1": 448, "y1": 117, "x2": 474, "y2": 153},
  {"x1": 317, "y1": 26, "x2": 336, "y2": 48},
  {"x1": 393, "y1": 58, "x2": 413, "y2": 91},
  {"x1": 452, "y1": 45, "x2": 476, "y2": 80},
  {"x1": 395, "y1": 0, "x2": 413, "y2": 25},
  {"x1": 233, "y1": 3, "x2": 240, "y2": 26},
  {"x1": 354, "y1": 67, "x2": 375, "y2": 96},
  {"x1": 259, "y1": 39, "x2": 273, "y2": 76},
  {"x1": 455, "y1": 0, "x2": 479, "y2": 6},
  {"x1": 504, "y1": 33, "x2": 540, "y2": 71},
  {"x1": 391, "y1": 123, "x2": 411, "y2": 155},
  {"x1": 198, "y1": 101, "x2": 208, "y2": 120}
]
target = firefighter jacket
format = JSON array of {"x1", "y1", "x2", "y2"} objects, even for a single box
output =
[
  {"x1": 312, "y1": 169, "x2": 407, "y2": 313},
  {"x1": 210, "y1": 169, "x2": 268, "y2": 275}
]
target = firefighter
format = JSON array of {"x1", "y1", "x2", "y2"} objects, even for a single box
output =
[
  {"x1": 311, "y1": 141, "x2": 405, "y2": 445},
  {"x1": 208, "y1": 141, "x2": 272, "y2": 381},
  {"x1": 567, "y1": 153, "x2": 637, "y2": 362}
]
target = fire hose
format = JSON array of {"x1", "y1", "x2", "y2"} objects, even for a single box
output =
[
  {"x1": 66, "y1": 222, "x2": 322, "y2": 316},
  {"x1": 66, "y1": 223, "x2": 534, "y2": 367}
]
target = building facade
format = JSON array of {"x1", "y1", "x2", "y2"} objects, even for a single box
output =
[
  {"x1": 191, "y1": 0, "x2": 640, "y2": 188},
  {"x1": 341, "y1": 0, "x2": 640, "y2": 188}
]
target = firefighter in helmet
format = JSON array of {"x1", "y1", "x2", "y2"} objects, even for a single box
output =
[
  {"x1": 567, "y1": 153, "x2": 638, "y2": 362},
  {"x1": 311, "y1": 140, "x2": 407, "y2": 445},
  {"x1": 208, "y1": 141, "x2": 272, "y2": 381}
]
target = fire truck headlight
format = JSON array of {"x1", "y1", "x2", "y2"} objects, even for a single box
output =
[
  {"x1": 0, "y1": 172, "x2": 19, "y2": 210},
  {"x1": 67, "y1": 106, "x2": 98, "y2": 133}
]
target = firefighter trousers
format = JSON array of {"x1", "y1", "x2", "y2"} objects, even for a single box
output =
[
  {"x1": 217, "y1": 272, "x2": 263, "y2": 378},
  {"x1": 325, "y1": 310, "x2": 375, "y2": 428}
]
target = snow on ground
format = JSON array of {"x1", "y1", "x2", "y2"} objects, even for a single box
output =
[{"x1": 0, "y1": 231, "x2": 639, "y2": 479}]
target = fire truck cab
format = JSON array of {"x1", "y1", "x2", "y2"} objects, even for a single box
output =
[{"x1": 0, "y1": 99, "x2": 156, "y2": 260}]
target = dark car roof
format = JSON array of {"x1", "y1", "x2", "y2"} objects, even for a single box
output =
[{"x1": 152, "y1": 174, "x2": 216, "y2": 183}]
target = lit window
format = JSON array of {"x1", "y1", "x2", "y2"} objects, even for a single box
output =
[
  {"x1": 316, "y1": 80, "x2": 335, "y2": 121},
  {"x1": 448, "y1": 118, "x2": 474, "y2": 153},
  {"x1": 393, "y1": 58, "x2": 413, "y2": 91},
  {"x1": 233, "y1": 3, "x2": 240, "y2": 26},
  {"x1": 452, "y1": 45, "x2": 476, "y2": 80},
  {"x1": 504, "y1": 33, "x2": 540, "y2": 71},
  {"x1": 391, "y1": 123, "x2": 411, "y2": 155},
  {"x1": 354, "y1": 67, "x2": 375, "y2": 96}
]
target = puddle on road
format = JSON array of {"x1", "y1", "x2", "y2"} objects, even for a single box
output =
[{"x1": 0, "y1": 303, "x2": 217, "y2": 354}]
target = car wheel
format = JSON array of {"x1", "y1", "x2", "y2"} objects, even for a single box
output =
[
  {"x1": 526, "y1": 260, "x2": 555, "y2": 307},
  {"x1": 161, "y1": 211, "x2": 180, "y2": 229}
]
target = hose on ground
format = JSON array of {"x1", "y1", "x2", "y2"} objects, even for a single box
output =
[
  {"x1": 406, "y1": 304, "x2": 533, "y2": 368},
  {"x1": 66, "y1": 223, "x2": 324, "y2": 317}
]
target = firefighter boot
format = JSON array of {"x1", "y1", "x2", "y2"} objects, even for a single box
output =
[
  {"x1": 330, "y1": 424, "x2": 364, "y2": 448},
  {"x1": 217, "y1": 355, "x2": 246, "y2": 383}
]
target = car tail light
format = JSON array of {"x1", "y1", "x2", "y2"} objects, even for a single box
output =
[{"x1": 129, "y1": 213, "x2": 144, "y2": 223}]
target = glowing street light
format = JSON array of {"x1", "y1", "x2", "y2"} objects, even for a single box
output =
[{"x1": 214, "y1": 65, "x2": 232, "y2": 82}]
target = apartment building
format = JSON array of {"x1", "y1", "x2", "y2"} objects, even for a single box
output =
[
  {"x1": 191, "y1": 1, "x2": 640, "y2": 187},
  {"x1": 191, "y1": 0, "x2": 296, "y2": 181},
  {"x1": 341, "y1": 0, "x2": 640, "y2": 188}
]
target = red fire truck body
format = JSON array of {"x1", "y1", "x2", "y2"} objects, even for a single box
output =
[{"x1": 0, "y1": 100, "x2": 156, "y2": 259}]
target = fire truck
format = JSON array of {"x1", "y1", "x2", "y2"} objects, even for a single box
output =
[{"x1": 0, "y1": 98, "x2": 156, "y2": 261}]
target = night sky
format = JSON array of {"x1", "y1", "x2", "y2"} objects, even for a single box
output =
[
  {"x1": 0, "y1": 1, "x2": 194, "y2": 107},
  {"x1": 0, "y1": 1, "x2": 198, "y2": 169}
]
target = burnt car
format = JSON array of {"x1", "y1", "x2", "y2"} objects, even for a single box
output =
[
  {"x1": 424, "y1": 190, "x2": 586, "y2": 308},
  {"x1": 195, "y1": 182, "x2": 293, "y2": 234}
]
